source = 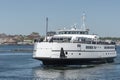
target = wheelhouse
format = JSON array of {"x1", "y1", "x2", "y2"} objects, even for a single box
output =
[{"x1": 58, "y1": 31, "x2": 88, "y2": 35}]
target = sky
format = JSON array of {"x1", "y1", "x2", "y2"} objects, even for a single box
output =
[{"x1": 0, "y1": 0, "x2": 120, "y2": 37}]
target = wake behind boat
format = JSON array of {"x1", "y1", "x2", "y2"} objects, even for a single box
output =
[{"x1": 33, "y1": 13, "x2": 117, "y2": 65}]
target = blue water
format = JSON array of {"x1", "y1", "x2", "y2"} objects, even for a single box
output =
[
  {"x1": 0, "y1": 45, "x2": 120, "y2": 80},
  {"x1": 0, "y1": 45, "x2": 33, "y2": 53}
]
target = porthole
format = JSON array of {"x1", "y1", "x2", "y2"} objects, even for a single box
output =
[
  {"x1": 79, "y1": 53, "x2": 81, "y2": 55},
  {"x1": 66, "y1": 52, "x2": 68, "y2": 55}
]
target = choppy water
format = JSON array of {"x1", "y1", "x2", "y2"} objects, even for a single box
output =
[{"x1": 0, "y1": 45, "x2": 120, "y2": 80}]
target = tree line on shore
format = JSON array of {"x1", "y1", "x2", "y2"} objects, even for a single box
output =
[{"x1": 100, "y1": 37, "x2": 120, "y2": 41}]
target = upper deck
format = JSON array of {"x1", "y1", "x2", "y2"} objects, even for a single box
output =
[
  {"x1": 46, "y1": 27, "x2": 115, "y2": 45},
  {"x1": 34, "y1": 13, "x2": 116, "y2": 45}
]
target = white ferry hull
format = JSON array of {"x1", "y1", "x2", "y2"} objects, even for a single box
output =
[{"x1": 33, "y1": 42, "x2": 117, "y2": 65}]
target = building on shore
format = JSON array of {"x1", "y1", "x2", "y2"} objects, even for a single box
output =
[{"x1": 0, "y1": 32, "x2": 41, "y2": 45}]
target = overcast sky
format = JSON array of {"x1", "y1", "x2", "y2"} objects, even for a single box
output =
[{"x1": 0, "y1": 0, "x2": 120, "y2": 37}]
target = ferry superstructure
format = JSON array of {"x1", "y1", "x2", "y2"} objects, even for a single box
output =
[{"x1": 33, "y1": 14, "x2": 117, "y2": 65}]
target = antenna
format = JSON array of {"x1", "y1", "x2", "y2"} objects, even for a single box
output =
[
  {"x1": 46, "y1": 17, "x2": 48, "y2": 42},
  {"x1": 81, "y1": 12, "x2": 86, "y2": 30}
]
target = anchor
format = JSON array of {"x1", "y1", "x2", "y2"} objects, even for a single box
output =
[{"x1": 60, "y1": 47, "x2": 66, "y2": 58}]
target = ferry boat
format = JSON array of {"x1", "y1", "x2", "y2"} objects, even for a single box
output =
[{"x1": 33, "y1": 13, "x2": 117, "y2": 65}]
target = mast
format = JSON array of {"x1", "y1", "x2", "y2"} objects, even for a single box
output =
[
  {"x1": 81, "y1": 12, "x2": 86, "y2": 31},
  {"x1": 46, "y1": 17, "x2": 48, "y2": 42}
]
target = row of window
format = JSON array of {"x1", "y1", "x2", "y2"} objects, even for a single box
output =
[
  {"x1": 59, "y1": 31, "x2": 88, "y2": 34},
  {"x1": 86, "y1": 46, "x2": 97, "y2": 49},
  {"x1": 104, "y1": 46, "x2": 115, "y2": 49},
  {"x1": 50, "y1": 37, "x2": 71, "y2": 42},
  {"x1": 86, "y1": 46, "x2": 115, "y2": 49}
]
